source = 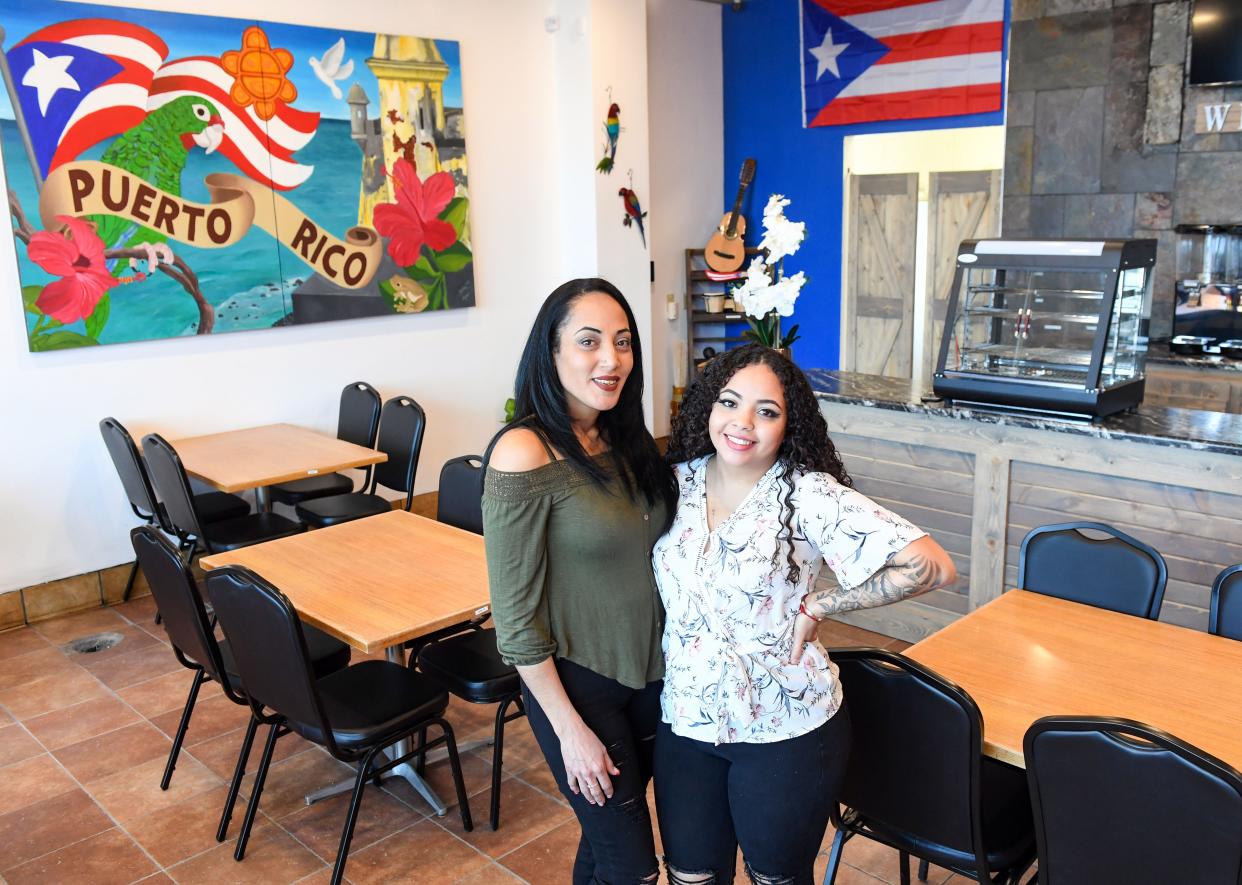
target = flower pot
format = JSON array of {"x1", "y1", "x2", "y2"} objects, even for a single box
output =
[{"x1": 704, "y1": 293, "x2": 725, "y2": 314}]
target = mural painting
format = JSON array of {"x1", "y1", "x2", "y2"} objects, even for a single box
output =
[{"x1": 0, "y1": 1, "x2": 473, "y2": 351}]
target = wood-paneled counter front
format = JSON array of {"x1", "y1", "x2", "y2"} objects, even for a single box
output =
[{"x1": 806, "y1": 369, "x2": 1242, "y2": 642}]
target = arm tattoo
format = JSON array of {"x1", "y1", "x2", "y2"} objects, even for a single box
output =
[{"x1": 807, "y1": 551, "x2": 949, "y2": 618}]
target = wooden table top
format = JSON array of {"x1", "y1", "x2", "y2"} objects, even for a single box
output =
[
  {"x1": 904, "y1": 589, "x2": 1242, "y2": 770},
  {"x1": 170, "y1": 423, "x2": 386, "y2": 493},
  {"x1": 199, "y1": 511, "x2": 489, "y2": 654}
]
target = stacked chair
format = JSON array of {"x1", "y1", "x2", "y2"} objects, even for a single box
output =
[
  {"x1": 206, "y1": 564, "x2": 472, "y2": 885},
  {"x1": 296, "y1": 395, "x2": 426, "y2": 528},
  {"x1": 1024, "y1": 716, "x2": 1242, "y2": 884},
  {"x1": 1017, "y1": 521, "x2": 1167, "y2": 619},
  {"x1": 268, "y1": 381, "x2": 382, "y2": 506},
  {"x1": 142, "y1": 432, "x2": 304, "y2": 555},
  {"x1": 129, "y1": 525, "x2": 350, "y2": 840},
  {"x1": 1209, "y1": 564, "x2": 1242, "y2": 640},
  {"x1": 414, "y1": 454, "x2": 525, "y2": 830},
  {"x1": 824, "y1": 648, "x2": 1036, "y2": 885},
  {"x1": 100, "y1": 417, "x2": 249, "y2": 599}
]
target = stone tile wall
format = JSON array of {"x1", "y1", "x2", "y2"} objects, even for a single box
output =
[{"x1": 1003, "y1": 0, "x2": 1242, "y2": 339}]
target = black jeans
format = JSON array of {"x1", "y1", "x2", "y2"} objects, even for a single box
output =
[
  {"x1": 653, "y1": 705, "x2": 851, "y2": 885},
  {"x1": 522, "y1": 658, "x2": 661, "y2": 884}
]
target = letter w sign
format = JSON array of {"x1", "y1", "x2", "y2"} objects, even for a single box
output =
[{"x1": 1195, "y1": 103, "x2": 1241, "y2": 133}]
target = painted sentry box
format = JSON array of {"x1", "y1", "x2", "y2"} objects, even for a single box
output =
[{"x1": 1, "y1": 0, "x2": 473, "y2": 351}]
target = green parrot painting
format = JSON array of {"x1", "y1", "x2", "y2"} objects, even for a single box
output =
[{"x1": 93, "y1": 95, "x2": 225, "y2": 274}]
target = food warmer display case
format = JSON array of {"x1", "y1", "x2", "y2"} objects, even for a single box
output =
[{"x1": 932, "y1": 238, "x2": 1156, "y2": 419}]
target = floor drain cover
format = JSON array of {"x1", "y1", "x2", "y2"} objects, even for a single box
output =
[{"x1": 67, "y1": 632, "x2": 124, "y2": 654}]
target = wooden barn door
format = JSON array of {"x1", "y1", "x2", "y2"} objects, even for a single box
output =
[
  {"x1": 924, "y1": 170, "x2": 1000, "y2": 381},
  {"x1": 845, "y1": 173, "x2": 918, "y2": 378}
]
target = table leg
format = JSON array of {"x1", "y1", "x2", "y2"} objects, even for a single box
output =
[
  {"x1": 254, "y1": 486, "x2": 272, "y2": 513},
  {"x1": 302, "y1": 646, "x2": 449, "y2": 816},
  {"x1": 380, "y1": 645, "x2": 449, "y2": 815}
]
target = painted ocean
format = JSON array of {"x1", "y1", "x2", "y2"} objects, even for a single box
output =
[{"x1": 4, "y1": 117, "x2": 364, "y2": 344}]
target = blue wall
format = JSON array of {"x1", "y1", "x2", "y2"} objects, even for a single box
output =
[{"x1": 722, "y1": 2, "x2": 1008, "y2": 370}]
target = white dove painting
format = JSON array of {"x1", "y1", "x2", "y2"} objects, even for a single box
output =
[{"x1": 309, "y1": 37, "x2": 354, "y2": 100}]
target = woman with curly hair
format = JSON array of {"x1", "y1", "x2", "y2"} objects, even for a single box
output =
[{"x1": 652, "y1": 343, "x2": 955, "y2": 884}]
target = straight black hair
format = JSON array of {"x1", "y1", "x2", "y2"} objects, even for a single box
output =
[{"x1": 494, "y1": 278, "x2": 675, "y2": 516}]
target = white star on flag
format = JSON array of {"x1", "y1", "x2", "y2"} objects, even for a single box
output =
[
  {"x1": 22, "y1": 49, "x2": 80, "y2": 115},
  {"x1": 810, "y1": 28, "x2": 848, "y2": 80}
]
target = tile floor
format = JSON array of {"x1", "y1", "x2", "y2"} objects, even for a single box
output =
[{"x1": 0, "y1": 602, "x2": 1025, "y2": 884}]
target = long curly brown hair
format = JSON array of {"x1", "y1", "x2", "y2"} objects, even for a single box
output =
[{"x1": 667, "y1": 344, "x2": 852, "y2": 583}]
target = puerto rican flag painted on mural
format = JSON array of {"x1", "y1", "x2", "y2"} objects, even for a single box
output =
[
  {"x1": 800, "y1": 0, "x2": 1005, "y2": 128},
  {"x1": 6, "y1": 17, "x2": 317, "y2": 191},
  {"x1": 150, "y1": 57, "x2": 319, "y2": 190},
  {"x1": 7, "y1": 18, "x2": 168, "y2": 178}
]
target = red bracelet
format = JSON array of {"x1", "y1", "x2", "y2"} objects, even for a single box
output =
[{"x1": 799, "y1": 600, "x2": 823, "y2": 622}]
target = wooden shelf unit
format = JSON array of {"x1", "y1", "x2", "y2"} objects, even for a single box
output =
[{"x1": 683, "y1": 247, "x2": 761, "y2": 384}]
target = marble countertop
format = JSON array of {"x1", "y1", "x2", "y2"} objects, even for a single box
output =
[
  {"x1": 805, "y1": 369, "x2": 1242, "y2": 457},
  {"x1": 1146, "y1": 342, "x2": 1242, "y2": 373}
]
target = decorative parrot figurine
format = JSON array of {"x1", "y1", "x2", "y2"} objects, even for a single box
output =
[
  {"x1": 596, "y1": 102, "x2": 620, "y2": 174},
  {"x1": 93, "y1": 95, "x2": 225, "y2": 274},
  {"x1": 618, "y1": 187, "x2": 647, "y2": 248}
]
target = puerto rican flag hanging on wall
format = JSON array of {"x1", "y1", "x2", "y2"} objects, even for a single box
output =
[{"x1": 800, "y1": 0, "x2": 1005, "y2": 128}]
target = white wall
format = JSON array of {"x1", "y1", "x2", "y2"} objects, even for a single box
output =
[
  {"x1": 646, "y1": 0, "x2": 723, "y2": 435},
  {"x1": 0, "y1": 0, "x2": 713, "y2": 593}
]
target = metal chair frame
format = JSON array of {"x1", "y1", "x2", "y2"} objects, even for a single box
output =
[{"x1": 412, "y1": 453, "x2": 526, "y2": 830}]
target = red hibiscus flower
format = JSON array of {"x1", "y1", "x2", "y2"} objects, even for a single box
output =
[
  {"x1": 372, "y1": 160, "x2": 457, "y2": 267},
  {"x1": 27, "y1": 215, "x2": 119, "y2": 324}
]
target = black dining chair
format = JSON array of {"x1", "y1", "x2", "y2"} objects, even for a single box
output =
[
  {"x1": 1017, "y1": 521, "x2": 1167, "y2": 620},
  {"x1": 823, "y1": 648, "x2": 1035, "y2": 885},
  {"x1": 268, "y1": 382, "x2": 382, "y2": 506},
  {"x1": 142, "y1": 432, "x2": 304, "y2": 556},
  {"x1": 129, "y1": 525, "x2": 350, "y2": 841},
  {"x1": 415, "y1": 454, "x2": 524, "y2": 830},
  {"x1": 205, "y1": 565, "x2": 471, "y2": 885},
  {"x1": 403, "y1": 455, "x2": 490, "y2": 660},
  {"x1": 295, "y1": 395, "x2": 426, "y2": 528},
  {"x1": 1024, "y1": 715, "x2": 1242, "y2": 885},
  {"x1": 101, "y1": 417, "x2": 249, "y2": 600},
  {"x1": 1209, "y1": 564, "x2": 1242, "y2": 641}
]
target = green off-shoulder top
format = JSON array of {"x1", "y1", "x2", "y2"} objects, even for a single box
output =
[{"x1": 482, "y1": 457, "x2": 668, "y2": 690}]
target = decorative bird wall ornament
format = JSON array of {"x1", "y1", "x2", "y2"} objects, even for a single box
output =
[
  {"x1": 92, "y1": 95, "x2": 225, "y2": 274},
  {"x1": 309, "y1": 37, "x2": 354, "y2": 101},
  {"x1": 618, "y1": 186, "x2": 647, "y2": 248},
  {"x1": 596, "y1": 101, "x2": 620, "y2": 174}
]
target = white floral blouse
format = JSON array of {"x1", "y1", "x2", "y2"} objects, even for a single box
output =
[{"x1": 653, "y1": 456, "x2": 925, "y2": 745}]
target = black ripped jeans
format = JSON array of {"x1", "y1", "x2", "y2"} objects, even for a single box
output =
[
  {"x1": 654, "y1": 705, "x2": 851, "y2": 885},
  {"x1": 522, "y1": 658, "x2": 661, "y2": 885}
]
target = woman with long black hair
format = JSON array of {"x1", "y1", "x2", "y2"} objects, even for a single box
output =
[{"x1": 483, "y1": 278, "x2": 676, "y2": 883}]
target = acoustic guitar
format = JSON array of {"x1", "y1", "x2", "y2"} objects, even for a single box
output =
[{"x1": 704, "y1": 158, "x2": 756, "y2": 273}]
